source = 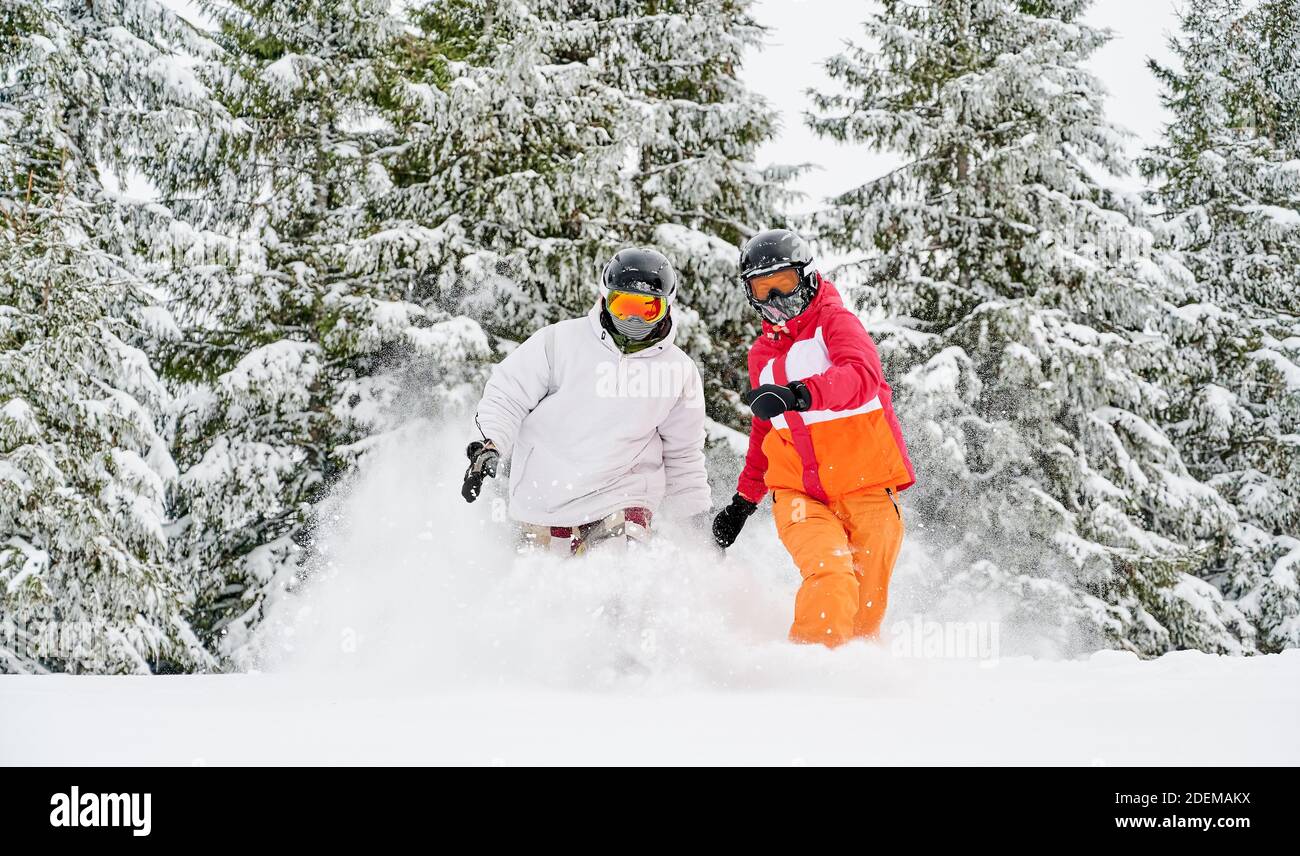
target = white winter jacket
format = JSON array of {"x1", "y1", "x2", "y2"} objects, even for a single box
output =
[{"x1": 475, "y1": 303, "x2": 711, "y2": 526}]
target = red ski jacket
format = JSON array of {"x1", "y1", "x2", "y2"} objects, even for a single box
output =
[{"x1": 736, "y1": 278, "x2": 915, "y2": 504}]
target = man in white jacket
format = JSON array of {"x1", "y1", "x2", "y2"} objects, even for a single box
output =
[{"x1": 462, "y1": 248, "x2": 712, "y2": 554}]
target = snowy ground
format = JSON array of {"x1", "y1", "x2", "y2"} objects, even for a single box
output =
[
  {"x1": 4, "y1": 651, "x2": 1299, "y2": 765},
  {"x1": 4, "y1": 424, "x2": 1297, "y2": 765}
]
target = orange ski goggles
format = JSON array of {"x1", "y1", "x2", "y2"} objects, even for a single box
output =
[
  {"x1": 606, "y1": 290, "x2": 667, "y2": 323},
  {"x1": 745, "y1": 267, "x2": 802, "y2": 302}
]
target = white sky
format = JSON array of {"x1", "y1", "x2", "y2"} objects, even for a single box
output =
[{"x1": 745, "y1": 0, "x2": 1183, "y2": 213}]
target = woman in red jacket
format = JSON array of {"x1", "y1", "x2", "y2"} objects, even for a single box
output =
[{"x1": 712, "y1": 229, "x2": 915, "y2": 647}]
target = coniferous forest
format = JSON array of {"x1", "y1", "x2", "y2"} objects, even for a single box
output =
[{"x1": 2, "y1": 0, "x2": 1297, "y2": 674}]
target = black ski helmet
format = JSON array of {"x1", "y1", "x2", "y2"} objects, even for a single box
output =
[
  {"x1": 600, "y1": 247, "x2": 677, "y2": 341},
  {"x1": 738, "y1": 228, "x2": 819, "y2": 324},
  {"x1": 601, "y1": 247, "x2": 677, "y2": 300}
]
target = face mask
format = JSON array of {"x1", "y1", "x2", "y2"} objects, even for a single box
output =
[
  {"x1": 611, "y1": 313, "x2": 658, "y2": 340},
  {"x1": 758, "y1": 290, "x2": 810, "y2": 324}
]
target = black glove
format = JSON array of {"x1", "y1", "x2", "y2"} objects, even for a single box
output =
[
  {"x1": 461, "y1": 440, "x2": 500, "y2": 503},
  {"x1": 742, "y1": 381, "x2": 812, "y2": 420},
  {"x1": 712, "y1": 493, "x2": 758, "y2": 549}
]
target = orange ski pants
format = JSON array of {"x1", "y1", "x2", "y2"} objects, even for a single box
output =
[{"x1": 772, "y1": 487, "x2": 904, "y2": 647}]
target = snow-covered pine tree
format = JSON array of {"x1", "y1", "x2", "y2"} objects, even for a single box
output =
[
  {"x1": 150, "y1": 0, "x2": 490, "y2": 659},
  {"x1": 384, "y1": 2, "x2": 793, "y2": 432},
  {"x1": 0, "y1": 0, "x2": 213, "y2": 673},
  {"x1": 808, "y1": 0, "x2": 1251, "y2": 654},
  {"x1": 379, "y1": 0, "x2": 630, "y2": 342},
  {"x1": 553, "y1": 1, "x2": 798, "y2": 427},
  {"x1": 1141, "y1": 0, "x2": 1300, "y2": 651}
]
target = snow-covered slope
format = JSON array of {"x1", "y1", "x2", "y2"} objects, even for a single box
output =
[
  {"x1": 4, "y1": 424, "x2": 1295, "y2": 765},
  {"x1": 4, "y1": 651, "x2": 1298, "y2": 765}
]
